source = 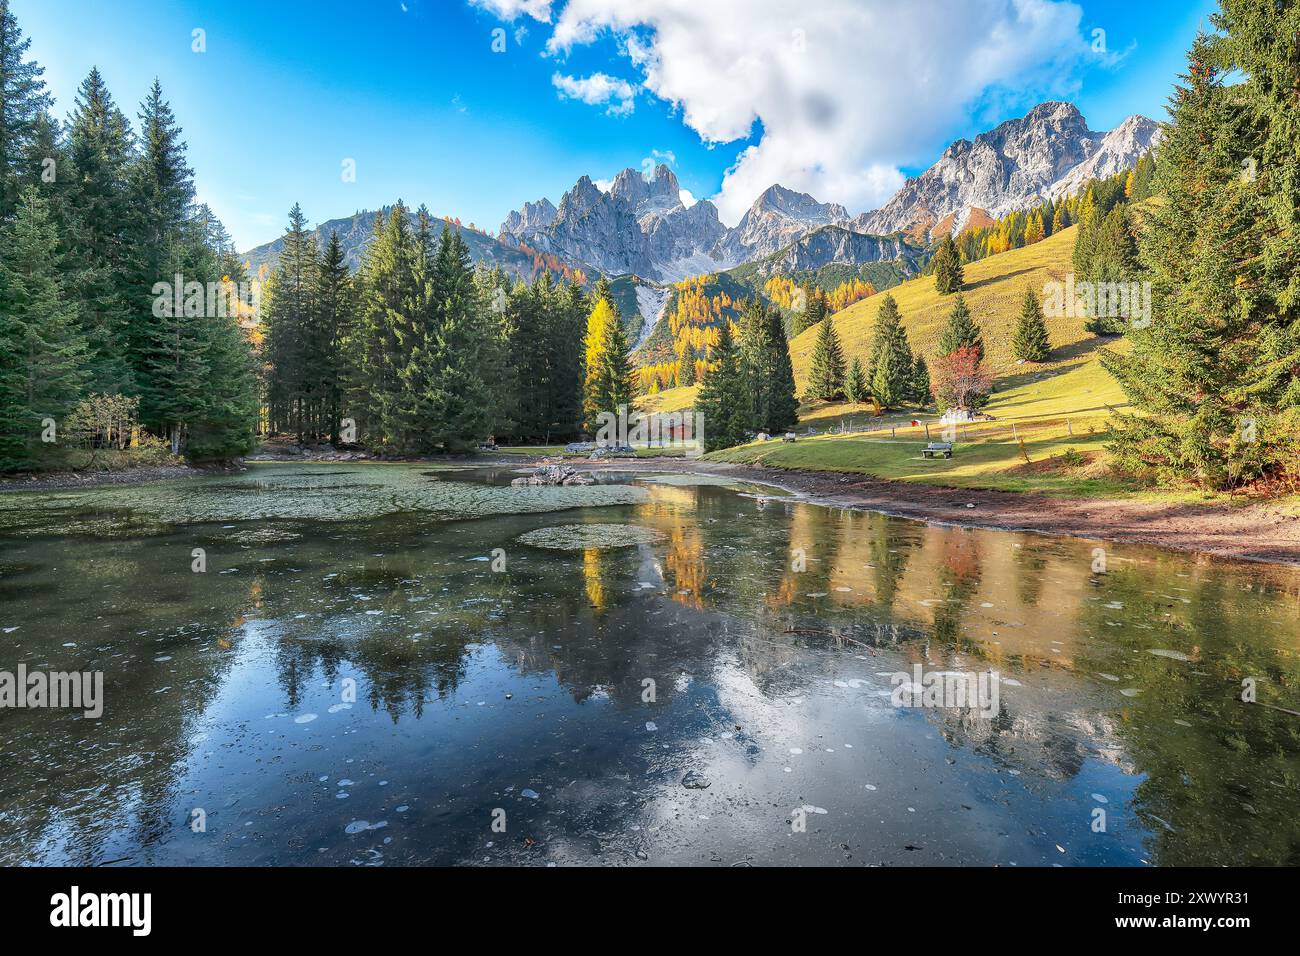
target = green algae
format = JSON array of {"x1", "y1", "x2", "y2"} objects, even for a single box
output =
[
  {"x1": 0, "y1": 463, "x2": 649, "y2": 538},
  {"x1": 514, "y1": 523, "x2": 666, "y2": 550}
]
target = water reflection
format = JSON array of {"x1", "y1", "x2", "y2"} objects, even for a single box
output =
[{"x1": 1, "y1": 464, "x2": 1298, "y2": 866}]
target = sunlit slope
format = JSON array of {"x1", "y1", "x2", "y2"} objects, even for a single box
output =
[
  {"x1": 642, "y1": 225, "x2": 1126, "y2": 420},
  {"x1": 790, "y1": 225, "x2": 1101, "y2": 390}
]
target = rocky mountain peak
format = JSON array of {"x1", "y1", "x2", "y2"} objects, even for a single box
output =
[
  {"x1": 750, "y1": 184, "x2": 849, "y2": 223},
  {"x1": 860, "y1": 102, "x2": 1156, "y2": 237}
]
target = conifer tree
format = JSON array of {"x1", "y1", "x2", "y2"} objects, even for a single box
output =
[
  {"x1": 695, "y1": 321, "x2": 747, "y2": 451},
  {"x1": 1024, "y1": 211, "x2": 1046, "y2": 245},
  {"x1": 678, "y1": 347, "x2": 696, "y2": 386},
  {"x1": 1051, "y1": 204, "x2": 1067, "y2": 234},
  {"x1": 1103, "y1": 6, "x2": 1300, "y2": 490},
  {"x1": 804, "y1": 315, "x2": 846, "y2": 401},
  {"x1": 909, "y1": 355, "x2": 931, "y2": 407},
  {"x1": 867, "y1": 294, "x2": 903, "y2": 376},
  {"x1": 588, "y1": 301, "x2": 634, "y2": 426},
  {"x1": 261, "y1": 204, "x2": 319, "y2": 439},
  {"x1": 845, "y1": 356, "x2": 868, "y2": 404},
  {"x1": 1086, "y1": 205, "x2": 1142, "y2": 335},
  {"x1": 740, "y1": 298, "x2": 798, "y2": 433},
  {"x1": 0, "y1": 0, "x2": 52, "y2": 222},
  {"x1": 405, "y1": 226, "x2": 493, "y2": 452},
  {"x1": 550, "y1": 279, "x2": 587, "y2": 439},
  {"x1": 1012, "y1": 287, "x2": 1051, "y2": 361},
  {"x1": 350, "y1": 203, "x2": 419, "y2": 447},
  {"x1": 932, "y1": 232, "x2": 964, "y2": 294},
  {"x1": 791, "y1": 283, "x2": 827, "y2": 337},
  {"x1": 65, "y1": 67, "x2": 134, "y2": 394},
  {"x1": 867, "y1": 295, "x2": 914, "y2": 409},
  {"x1": 937, "y1": 294, "x2": 984, "y2": 361},
  {"x1": 0, "y1": 187, "x2": 89, "y2": 468},
  {"x1": 315, "y1": 231, "x2": 353, "y2": 443},
  {"x1": 182, "y1": 231, "x2": 259, "y2": 460}
]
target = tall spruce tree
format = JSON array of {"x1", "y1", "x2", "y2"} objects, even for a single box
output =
[
  {"x1": 791, "y1": 283, "x2": 827, "y2": 337},
  {"x1": 867, "y1": 295, "x2": 914, "y2": 409},
  {"x1": 403, "y1": 226, "x2": 493, "y2": 452},
  {"x1": 182, "y1": 223, "x2": 259, "y2": 460},
  {"x1": 350, "y1": 204, "x2": 419, "y2": 447},
  {"x1": 909, "y1": 355, "x2": 931, "y2": 407},
  {"x1": 1103, "y1": 7, "x2": 1300, "y2": 490},
  {"x1": 845, "y1": 356, "x2": 868, "y2": 404},
  {"x1": 0, "y1": 187, "x2": 89, "y2": 469},
  {"x1": 804, "y1": 315, "x2": 846, "y2": 401},
  {"x1": 695, "y1": 321, "x2": 747, "y2": 451},
  {"x1": 740, "y1": 298, "x2": 798, "y2": 433},
  {"x1": 65, "y1": 67, "x2": 135, "y2": 395},
  {"x1": 314, "y1": 231, "x2": 353, "y2": 443},
  {"x1": 937, "y1": 294, "x2": 984, "y2": 360},
  {"x1": 261, "y1": 204, "x2": 319, "y2": 439},
  {"x1": 932, "y1": 232, "x2": 964, "y2": 294},
  {"x1": 1012, "y1": 287, "x2": 1052, "y2": 361},
  {"x1": 0, "y1": 0, "x2": 52, "y2": 222},
  {"x1": 132, "y1": 80, "x2": 206, "y2": 435}
]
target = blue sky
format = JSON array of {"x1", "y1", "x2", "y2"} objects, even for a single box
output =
[{"x1": 13, "y1": 0, "x2": 1218, "y2": 250}]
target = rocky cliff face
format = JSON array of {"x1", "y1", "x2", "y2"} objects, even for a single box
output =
[
  {"x1": 858, "y1": 102, "x2": 1159, "y2": 237},
  {"x1": 745, "y1": 225, "x2": 924, "y2": 279},
  {"x1": 499, "y1": 164, "x2": 727, "y2": 281},
  {"x1": 711, "y1": 184, "x2": 852, "y2": 266},
  {"x1": 500, "y1": 197, "x2": 557, "y2": 239}
]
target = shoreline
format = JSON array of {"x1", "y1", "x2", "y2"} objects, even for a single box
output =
[
  {"x1": 550, "y1": 456, "x2": 1300, "y2": 567},
  {"x1": 0, "y1": 463, "x2": 215, "y2": 493},
  {"x1": 6, "y1": 452, "x2": 1297, "y2": 567}
]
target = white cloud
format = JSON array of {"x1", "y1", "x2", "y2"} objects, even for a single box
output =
[
  {"x1": 469, "y1": 0, "x2": 553, "y2": 21},
  {"x1": 678, "y1": 188, "x2": 697, "y2": 208},
  {"x1": 551, "y1": 71, "x2": 637, "y2": 116},
  {"x1": 480, "y1": 0, "x2": 1095, "y2": 225}
]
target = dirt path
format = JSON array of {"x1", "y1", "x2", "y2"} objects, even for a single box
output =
[{"x1": 552, "y1": 457, "x2": 1300, "y2": 566}]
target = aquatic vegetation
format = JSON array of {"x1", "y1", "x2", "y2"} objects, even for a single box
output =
[
  {"x1": 515, "y1": 523, "x2": 666, "y2": 550},
  {"x1": 0, "y1": 464, "x2": 649, "y2": 537}
]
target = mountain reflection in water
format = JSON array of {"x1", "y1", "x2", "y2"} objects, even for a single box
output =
[{"x1": 0, "y1": 463, "x2": 1297, "y2": 866}]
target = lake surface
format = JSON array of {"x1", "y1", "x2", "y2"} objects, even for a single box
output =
[{"x1": 1, "y1": 462, "x2": 1298, "y2": 866}]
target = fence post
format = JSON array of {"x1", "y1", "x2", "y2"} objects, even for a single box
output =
[{"x1": 1067, "y1": 419, "x2": 1073, "y2": 436}]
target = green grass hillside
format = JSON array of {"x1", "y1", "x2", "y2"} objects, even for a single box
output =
[
  {"x1": 638, "y1": 224, "x2": 1164, "y2": 497},
  {"x1": 788, "y1": 224, "x2": 1106, "y2": 393}
]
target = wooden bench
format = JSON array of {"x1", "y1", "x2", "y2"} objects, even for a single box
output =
[{"x1": 923, "y1": 441, "x2": 953, "y2": 459}]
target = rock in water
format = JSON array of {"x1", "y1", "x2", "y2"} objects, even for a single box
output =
[
  {"x1": 682, "y1": 770, "x2": 712, "y2": 790},
  {"x1": 511, "y1": 465, "x2": 595, "y2": 487}
]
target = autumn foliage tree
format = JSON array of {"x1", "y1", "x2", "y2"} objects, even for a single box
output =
[{"x1": 930, "y1": 346, "x2": 993, "y2": 413}]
